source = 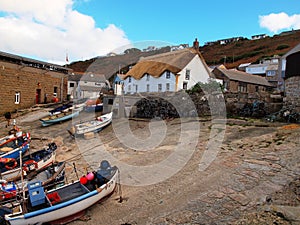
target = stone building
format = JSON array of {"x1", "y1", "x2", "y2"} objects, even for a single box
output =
[
  {"x1": 0, "y1": 51, "x2": 69, "y2": 115},
  {"x1": 212, "y1": 65, "x2": 274, "y2": 94},
  {"x1": 281, "y1": 43, "x2": 300, "y2": 111}
]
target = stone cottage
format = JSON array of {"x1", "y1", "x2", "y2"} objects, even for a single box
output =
[{"x1": 0, "y1": 51, "x2": 69, "y2": 115}]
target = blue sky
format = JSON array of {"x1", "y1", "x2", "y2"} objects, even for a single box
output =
[
  {"x1": 75, "y1": 0, "x2": 300, "y2": 45},
  {"x1": 0, "y1": 0, "x2": 299, "y2": 64}
]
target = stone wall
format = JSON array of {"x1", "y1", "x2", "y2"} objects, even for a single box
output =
[
  {"x1": 121, "y1": 90, "x2": 280, "y2": 119},
  {"x1": 284, "y1": 76, "x2": 300, "y2": 112},
  {"x1": 0, "y1": 61, "x2": 68, "y2": 115}
]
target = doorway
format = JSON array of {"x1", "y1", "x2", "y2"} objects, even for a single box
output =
[{"x1": 36, "y1": 89, "x2": 41, "y2": 104}]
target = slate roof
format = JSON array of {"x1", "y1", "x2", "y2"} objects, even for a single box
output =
[
  {"x1": 80, "y1": 72, "x2": 107, "y2": 82},
  {"x1": 214, "y1": 65, "x2": 273, "y2": 86}
]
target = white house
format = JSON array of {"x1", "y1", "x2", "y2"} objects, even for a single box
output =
[
  {"x1": 68, "y1": 73, "x2": 83, "y2": 99},
  {"x1": 122, "y1": 39, "x2": 211, "y2": 94}
]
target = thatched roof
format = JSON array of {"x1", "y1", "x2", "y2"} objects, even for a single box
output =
[
  {"x1": 68, "y1": 47, "x2": 171, "y2": 80},
  {"x1": 125, "y1": 48, "x2": 203, "y2": 80}
]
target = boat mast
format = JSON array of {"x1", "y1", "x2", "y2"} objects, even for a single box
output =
[{"x1": 19, "y1": 150, "x2": 25, "y2": 200}]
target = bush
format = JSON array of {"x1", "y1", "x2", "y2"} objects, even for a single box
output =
[{"x1": 276, "y1": 44, "x2": 289, "y2": 50}]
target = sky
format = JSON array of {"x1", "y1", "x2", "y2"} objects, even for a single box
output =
[{"x1": 0, "y1": 0, "x2": 299, "y2": 65}]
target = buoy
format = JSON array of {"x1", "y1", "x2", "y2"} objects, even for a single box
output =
[
  {"x1": 86, "y1": 172, "x2": 94, "y2": 181},
  {"x1": 80, "y1": 176, "x2": 88, "y2": 185}
]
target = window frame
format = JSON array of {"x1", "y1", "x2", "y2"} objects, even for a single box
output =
[
  {"x1": 185, "y1": 69, "x2": 190, "y2": 80},
  {"x1": 15, "y1": 92, "x2": 20, "y2": 104}
]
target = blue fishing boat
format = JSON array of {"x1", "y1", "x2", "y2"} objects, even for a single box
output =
[
  {"x1": 85, "y1": 103, "x2": 103, "y2": 112},
  {"x1": 49, "y1": 103, "x2": 73, "y2": 115},
  {"x1": 2, "y1": 160, "x2": 119, "y2": 225},
  {"x1": 40, "y1": 109, "x2": 80, "y2": 126},
  {"x1": 0, "y1": 142, "x2": 57, "y2": 182}
]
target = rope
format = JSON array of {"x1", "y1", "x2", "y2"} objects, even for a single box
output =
[{"x1": 117, "y1": 168, "x2": 123, "y2": 203}]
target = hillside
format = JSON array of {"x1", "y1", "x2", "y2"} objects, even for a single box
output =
[
  {"x1": 200, "y1": 29, "x2": 300, "y2": 68},
  {"x1": 68, "y1": 30, "x2": 300, "y2": 75}
]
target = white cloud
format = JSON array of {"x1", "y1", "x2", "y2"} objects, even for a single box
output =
[
  {"x1": 0, "y1": 0, "x2": 131, "y2": 65},
  {"x1": 259, "y1": 12, "x2": 300, "y2": 33}
]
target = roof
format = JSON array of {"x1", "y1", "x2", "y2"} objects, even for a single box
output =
[
  {"x1": 68, "y1": 73, "x2": 83, "y2": 82},
  {"x1": 0, "y1": 50, "x2": 71, "y2": 73},
  {"x1": 80, "y1": 72, "x2": 107, "y2": 82},
  {"x1": 238, "y1": 63, "x2": 252, "y2": 68},
  {"x1": 124, "y1": 48, "x2": 204, "y2": 80},
  {"x1": 213, "y1": 65, "x2": 273, "y2": 87},
  {"x1": 282, "y1": 42, "x2": 300, "y2": 59}
]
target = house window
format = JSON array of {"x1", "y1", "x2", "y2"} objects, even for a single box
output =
[
  {"x1": 146, "y1": 84, "x2": 150, "y2": 92},
  {"x1": 128, "y1": 85, "x2": 131, "y2": 91},
  {"x1": 128, "y1": 77, "x2": 132, "y2": 83},
  {"x1": 146, "y1": 74, "x2": 150, "y2": 81},
  {"x1": 255, "y1": 86, "x2": 259, "y2": 92},
  {"x1": 166, "y1": 83, "x2": 170, "y2": 91},
  {"x1": 267, "y1": 71, "x2": 276, "y2": 76},
  {"x1": 183, "y1": 82, "x2": 188, "y2": 90},
  {"x1": 166, "y1": 71, "x2": 171, "y2": 79},
  {"x1": 69, "y1": 83, "x2": 75, "y2": 87},
  {"x1": 158, "y1": 84, "x2": 162, "y2": 92},
  {"x1": 185, "y1": 69, "x2": 190, "y2": 80},
  {"x1": 135, "y1": 85, "x2": 138, "y2": 93},
  {"x1": 15, "y1": 92, "x2": 20, "y2": 104},
  {"x1": 238, "y1": 82, "x2": 247, "y2": 92}
]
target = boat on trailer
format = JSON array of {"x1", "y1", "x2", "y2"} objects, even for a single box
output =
[{"x1": 2, "y1": 160, "x2": 118, "y2": 225}]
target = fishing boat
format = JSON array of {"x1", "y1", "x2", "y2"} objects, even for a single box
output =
[
  {"x1": 0, "y1": 131, "x2": 30, "y2": 160},
  {"x1": 2, "y1": 160, "x2": 118, "y2": 225},
  {"x1": 0, "y1": 142, "x2": 58, "y2": 182},
  {"x1": 49, "y1": 103, "x2": 73, "y2": 115},
  {"x1": 40, "y1": 108, "x2": 80, "y2": 127},
  {"x1": 85, "y1": 99, "x2": 103, "y2": 112},
  {"x1": 0, "y1": 161, "x2": 65, "y2": 202},
  {"x1": 73, "y1": 112, "x2": 113, "y2": 135}
]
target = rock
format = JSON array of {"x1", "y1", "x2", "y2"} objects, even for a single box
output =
[{"x1": 84, "y1": 132, "x2": 95, "y2": 140}]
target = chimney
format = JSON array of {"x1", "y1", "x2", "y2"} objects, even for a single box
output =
[{"x1": 193, "y1": 38, "x2": 199, "y2": 50}]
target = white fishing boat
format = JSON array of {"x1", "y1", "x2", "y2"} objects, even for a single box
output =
[
  {"x1": 74, "y1": 112, "x2": 113, "y2": 135},
  {"x1": 2, "y1": 160, "x2": 119, "y2": 225}
]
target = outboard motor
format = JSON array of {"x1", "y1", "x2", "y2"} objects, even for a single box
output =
[{"x1": 96, "y1": 160, "x2": 111, "y2": 186}]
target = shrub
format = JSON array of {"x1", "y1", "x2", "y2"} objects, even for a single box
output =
[{"x1": 276, "y1": 44, "x2": 289, "y2": 50}]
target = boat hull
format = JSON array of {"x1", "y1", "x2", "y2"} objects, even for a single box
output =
[
  {"x1": 75, "y1": 112, "x2": 112, "y2": 135},
  {"x1": 5, "y1": 169, "x2": 118, "y2": 225},
  {"x1": 40, "y1": 110, "x2": 79, "y2": 127}
]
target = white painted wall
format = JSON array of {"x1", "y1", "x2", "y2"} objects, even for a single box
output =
[
  {"x1": 122, "y1": 54, "x2": 210, "y2": 94},
  {"x1": 176, "y1": 55, "x2": 210, "y2": 91},
  {"x1": 123, "y1": 71, "x2": 176, "y2": 94}
]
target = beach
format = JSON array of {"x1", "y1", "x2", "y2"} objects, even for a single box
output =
[{"x1": 1, "y1": 108, "x2": 300, "y2": 224}]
